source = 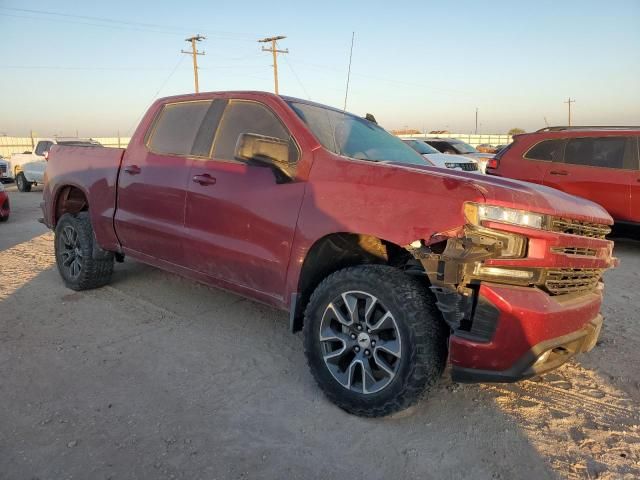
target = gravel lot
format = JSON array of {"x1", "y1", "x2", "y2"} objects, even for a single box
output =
[{"x1": 1, "y1": 185, "x2": 639, "y2": 479}]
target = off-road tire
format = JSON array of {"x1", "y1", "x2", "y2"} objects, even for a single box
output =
[
  {"x1": 303, "y1": 265, "x2": 448, "y2": 417},
  {"x1": 54, "y1": 212, "x2": 114, "y2": 290},
  {"x1": 16, "y1": 172, "x2": 32, "y2": 192}
]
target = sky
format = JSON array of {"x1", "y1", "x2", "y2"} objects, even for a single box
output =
[{"x1": 0, "y1": 0, "x2": 639, "y2": 137}]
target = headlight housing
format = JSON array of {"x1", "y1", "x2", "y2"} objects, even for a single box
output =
[{"x1": 464, "y1": 203, "x2": 546, "y2": 230}]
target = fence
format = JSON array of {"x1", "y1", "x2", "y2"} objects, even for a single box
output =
[
  {"x1": 0, "y1": 136, "x2": 131, "y2": 158},
  {"x1": 398, "y1": 133, "x2": 513, "y2": 147}
]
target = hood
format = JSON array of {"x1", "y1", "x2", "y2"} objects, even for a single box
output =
[{"x1": 386, "y1": 162, "x2": 613, "y2": 225}]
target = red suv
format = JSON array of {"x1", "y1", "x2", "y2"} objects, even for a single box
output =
[{"x1": 487, "y1": 127, "x2": 640, "y2": 225}]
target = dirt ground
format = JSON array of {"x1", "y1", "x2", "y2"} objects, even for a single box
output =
[{"x1": 1, "y1": 185, "x2": 639, "y2": 480}]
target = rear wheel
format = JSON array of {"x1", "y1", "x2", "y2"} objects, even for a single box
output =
[
  {"x1": 16, "y1": 172, "x2": 32, "y2": 192},
  {"x1": 303, "y1": 265, "x2": 448, "y2": 417},
  {"x1": 54, "y1": 212, "x2": 114, "y2": 290}
]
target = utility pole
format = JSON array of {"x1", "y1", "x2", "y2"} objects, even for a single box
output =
[
  {"x1": 475, "y1": 108, "x2": 479, "y2": 134},
  {"x1": 259, "y1": 36, "x2": 288, "y2": 94},
  {"x1": 181, "y1": 34, "x2": 206, "y2": 93},
  {"x1": 564, "y1": 97, "x2": 575, "y2": 126}
]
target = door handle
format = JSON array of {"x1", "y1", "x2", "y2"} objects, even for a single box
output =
[
  {"x1": 192, "y1": 173, "x2": 217, "y2": 186},
  {"x1": 123, "y1": 165, "x2": 141, "y2": 175},
  {"x1": 549, "y1": 170, "x2": 568, "y2": 176}
]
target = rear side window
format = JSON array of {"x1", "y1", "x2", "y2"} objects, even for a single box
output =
[
  {"x1": 213, "y1": 101, "x2": 292, "y2": 161},
  {"x1": 148, "y1": 101, "x2": 213, "y2": 156},
  {"x1": 564, "y1": 137, "x2": 626, "y2": 169},
  {"x1": 524, "y1": 139, "x2": 564, "y2": 161},
  {"x1": 426, "y1": 141, "x2": 450, "y2": 152}
]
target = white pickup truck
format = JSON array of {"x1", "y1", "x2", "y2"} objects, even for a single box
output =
[{"x1": 9, "y1": 138, "x2": 102, "y2": 191}]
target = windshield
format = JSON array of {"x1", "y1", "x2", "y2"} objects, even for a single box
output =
[
  {"x1": 451, "y1": 141, "x2": 478, "y2": 154},
  {"x1": 288, "y1": 101, "x2": 426, "y2": 166},
  {"x1": 403, "y1": 139, "x2": 440, "y2": 155}
]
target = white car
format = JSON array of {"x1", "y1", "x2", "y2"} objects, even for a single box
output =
[
  {"x1": 0, "y1": 155, "x2": 11, "y2": 183},
  {"x1": 402, "y1": 139, "x2": 481, "y2": 173},
  {"x1": 422, "y1": 137, "x2": 494, "y2": 173},
  {"x1": 10, "y1": 138, "x2": 101, "y2": 192}
]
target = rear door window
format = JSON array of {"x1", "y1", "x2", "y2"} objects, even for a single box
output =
[
  {"x1": 524, "y1": 139, "x2": 564, "y2": 161},
  {"x1": 147, "y1": 100, "x2": 216, "y2": 156},
  {"x1": 564, "y1": 137, "x2": 627, "y2": 169}
]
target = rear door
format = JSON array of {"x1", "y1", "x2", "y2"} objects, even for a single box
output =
[
  {"x1": 183, "y1": 98, "x2": 305, "y2": 299},
  {"x1": 114, "y1": 100, "x2": 217, "y2": 264},
  {"x1": 542, "y1": 135, "x2": 633, "y2": 221}
]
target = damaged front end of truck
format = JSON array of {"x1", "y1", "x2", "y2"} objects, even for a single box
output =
[{"x1": 407, "y1": 202, "x2": 616, "y2": 381}]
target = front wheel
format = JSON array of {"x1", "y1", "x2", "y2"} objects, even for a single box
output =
[
  {"x1": 54, "y1": 212, "x2": 114, "y2": 290},
  {"x1": 16, "y1": 172, "x2": 32, "y2": 192},
  {"x1": 303, "y1": 265, "x2": 448, "y2": 417}
]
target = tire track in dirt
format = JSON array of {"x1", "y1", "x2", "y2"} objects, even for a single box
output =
[{"x1": 484, "y1": 362, "x2": 640, "y2": 479}]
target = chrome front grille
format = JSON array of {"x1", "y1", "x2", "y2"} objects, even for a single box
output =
[
  {"x1": 0, "y1": 163, "x2": 7, "y2": 174},
  {"x1": 446, "y1": 162, "x2": 478, "y2": 171},
  {"x1": 551, "y1": 246, "x2": 597, "y2": 257},
  {"x1": 550, "y1": 218, "x2": 611, "y2": 239},
  {"x1": 544, "y1": 268, "x2": 603, "y2": 296}
]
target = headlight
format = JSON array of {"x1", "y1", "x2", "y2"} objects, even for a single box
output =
[{"x1": 465, "y1": 203, "x2": 545, "y2": 230}]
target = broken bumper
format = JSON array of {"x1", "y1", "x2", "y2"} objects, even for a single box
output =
[{"x1": 448, "y1": 282, "x2": 604, "y2": 383}]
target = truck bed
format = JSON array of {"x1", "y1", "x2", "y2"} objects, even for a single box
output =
[{"x1": 43, "y1": 145, "x2": 126, "y2": 250}]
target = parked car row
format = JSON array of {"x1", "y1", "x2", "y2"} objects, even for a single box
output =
[{"x1": 487, "y1": 126, "x2": 640, "y2": 225}]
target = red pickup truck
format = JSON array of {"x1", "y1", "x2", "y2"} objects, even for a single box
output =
[{"x1": 42, "y1": 91, "x2": 616, "y2": 417}]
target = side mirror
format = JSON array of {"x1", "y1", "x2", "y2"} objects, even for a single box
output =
[
  {"x1": 234, "y1": 133, "x2": 293, "y2": 182},
  {"x1": 43, "y1": 151, "x2": 49, "y2": 161}
]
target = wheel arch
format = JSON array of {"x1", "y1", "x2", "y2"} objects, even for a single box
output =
[
  {"x1": 290, "y1": 232, "x2": 426, "y2": 332},
  {"x1": 53, "y1": 184, "x2": 90, "y2": 225}
]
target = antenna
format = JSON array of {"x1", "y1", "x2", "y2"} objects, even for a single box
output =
[{"x1": 343, "y1": 32, "x2": 355, "y2": 111}]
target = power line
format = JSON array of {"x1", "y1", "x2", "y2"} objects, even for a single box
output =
[
  {"x1": 281, "y1": 56, "x2": 311, "y2": 100},
  {"x1": 259, "y1": 36, "x2": 288, "y2": 95},
  {"x1": 0, "y1": 8, "x2": 256, "y2": 41},
  {"x1": 125, "y1": 55, "x2": 187, "y2": 135},
  {"x1": 152, "y1": 56, "x2": 187, "y2": 99},
  {"x1": 181, "y1": 35, "x2": 206, "y2": 93}
]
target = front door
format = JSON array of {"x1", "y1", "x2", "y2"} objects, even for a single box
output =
[{"x1": 183, "y1": 99, "x2": 305, "y2": 300}]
